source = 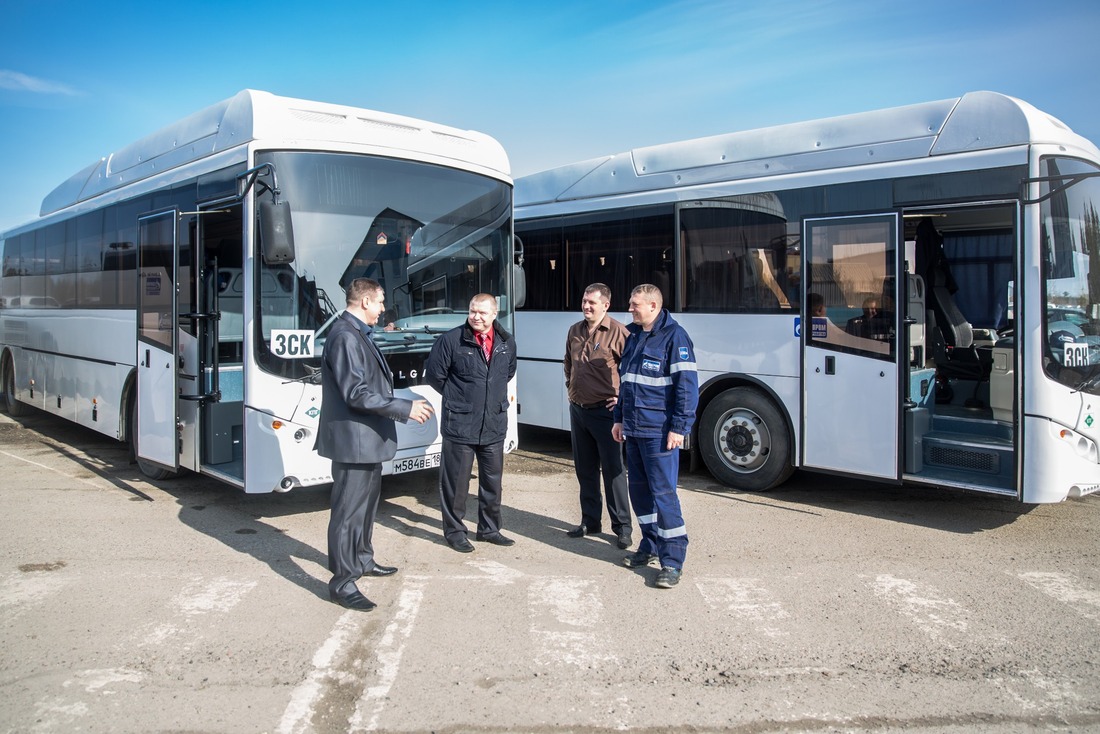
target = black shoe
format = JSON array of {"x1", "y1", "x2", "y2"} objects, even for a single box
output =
[
  {"x1": 475, "y1": 532, "x2": 516, "y2": 546},
  {"x1": 366, "y1": 564, "x2": 398, "y2": 577},
  {"x1": 566, "y1": 523, "x2": 601, "y2": 538},
  {"x1": 655, "y1": 566, "x2": 682, "y2": 589},
  {"x1": 622, "y1": 551, "x2": 657, "y2": 568},
  {"x1": 447, "y1": 536, "x2": 475, "y2": 553},
  {"x1": 615, "y1": 530, "x2": 633, "y2": 550},
  {"x1": 330, "y1": 590, "x2": 377, "y2": 611}
]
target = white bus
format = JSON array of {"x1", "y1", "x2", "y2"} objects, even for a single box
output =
[
  {"x1": 0, "y1": 90, "x2": 518, "y2": 493},
  {"x1": 514, "y1": 91, "x2": 1100, "y2": 503}
]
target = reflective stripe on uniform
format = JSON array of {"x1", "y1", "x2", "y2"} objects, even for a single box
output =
[
  {"x1": 657, "y1": 524, "x2": 687, "y2": 539},
  {"x1": 669, "y1": 361, "x2": 697, "y2": 374},
  {"x1": 637, "y1": 512, "x2": 658, "y2": 525},
  {"x1": 622, "y1": 373, "x2": 672, "y2": 387}
]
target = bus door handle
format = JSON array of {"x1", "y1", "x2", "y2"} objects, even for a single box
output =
[{"x1": 825, "y1": 355, "x2": 835, "y2": 375}]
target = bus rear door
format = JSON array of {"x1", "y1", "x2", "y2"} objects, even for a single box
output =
[{"x1": 801, "y1": 214, "x2": 901, "y2": 480}]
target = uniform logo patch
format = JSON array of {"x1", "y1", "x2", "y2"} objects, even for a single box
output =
[
  {"x1": 679, "y1": 347, "x2": 689, "y2": 361},
  {"x1": 642, "y1": 358, "x2": 661, "y2": 372}
]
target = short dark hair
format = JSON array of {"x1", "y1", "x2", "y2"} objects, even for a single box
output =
[
  {"x1": 630, "y1": 283, "x2": 663, "y2": 309},
  {"x1": 346, "y1": 278, "x2": 382, "y2": 305},
  {"x1": 584, "y1": 283, "x2": 611, "y2": 302}
]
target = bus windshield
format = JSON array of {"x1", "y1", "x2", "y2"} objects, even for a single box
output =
[
  {"x1": 1040, "y1": 156, "x2": 1100, "y2": 394},
  {"x1": 253, "y1": 151, "x2": 512, "y2": 377}
]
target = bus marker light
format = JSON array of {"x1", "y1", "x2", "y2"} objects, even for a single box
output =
[{"x1": 272, "y1": 420, "x2": 284, "y2": 430}]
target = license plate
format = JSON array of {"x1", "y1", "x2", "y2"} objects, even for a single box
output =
[{"x1": 392, "y1": 452, "x2": 441, "y2": 474}]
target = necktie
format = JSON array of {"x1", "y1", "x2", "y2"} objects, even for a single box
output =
[{"x1": 478, "y1": 333, "x2": 491, "y2": 362}]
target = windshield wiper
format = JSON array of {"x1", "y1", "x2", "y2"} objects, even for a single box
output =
[
  {"x1": 282, "y1": 364, "x2": 322, "y2": 385},
  {"x1": 1072, "y1": 367, "x2": 1100, "y2": 393}
]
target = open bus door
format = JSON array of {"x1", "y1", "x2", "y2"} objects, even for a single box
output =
[
  {"x1": 801, "y1": 214, "x2": 902, "y2": 480},
  {"x1": 136, "y1": 211, "x2": 181, "y2": 473}
]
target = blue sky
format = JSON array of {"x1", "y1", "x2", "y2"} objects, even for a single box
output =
[{"x1": 2, "y1": 0, "x2": 1099, "y2": 233}]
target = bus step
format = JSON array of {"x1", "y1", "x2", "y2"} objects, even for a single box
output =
[{"x1": 922, "y1": 431, "x2": 1012, "y2": 477}]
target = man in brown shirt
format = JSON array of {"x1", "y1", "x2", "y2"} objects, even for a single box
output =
[{"x1": 563, "y1": 283, "x2": 632, "y2": 549}]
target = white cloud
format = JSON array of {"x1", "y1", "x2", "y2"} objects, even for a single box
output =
[{"x1": 0, "y1": 70, "x2": 79, "y2": 95}]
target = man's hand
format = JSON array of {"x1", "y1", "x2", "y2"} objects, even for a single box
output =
[
  {"x1": 666, "y1": 431, "x2": 684, "y2": 451},
  {"x1": 612, "y1": 422, "x2": 624, "y2": 443},
  {"x1": 408, "y1": 399, "x2": 434, "y2": 424}
]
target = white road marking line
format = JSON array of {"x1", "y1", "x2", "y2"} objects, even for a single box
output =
[
  {"x1": 427, "y1": 558, "x2": 524, "y2": 585},
  {"x1": 140, "y1": 577, "x2": 257, "y2": 646},
  {"x1": 991, "y1": 667, "x2": 1084, "y2": 712},
  {"x1": 871, "y1": 574, "x2": 968, "y2": 641},
  {"x1": 0, "y1": 448, "x2": 139, "y2": 491},
  {"x1": 349, "y1": 579, "x2": 426, "y2": 732},
  {"x1": 277, "y1": 611, "x2": 366, "y2": 734},
  {"x1": 1017, "y1": 571, "x2": 1100, "y2": 622},
  {"x1": 696, "y1": 577, "x2": 790, "y2": 638},
  {"x1": 0, "y1": 572, "x2": 70, "y2": 609},
  {"x1": 529, "y1": 577, "x2": 617, "y2": 666},
  {"x1": 65, "y1": 667, "x2": 145, "y2": 693}
]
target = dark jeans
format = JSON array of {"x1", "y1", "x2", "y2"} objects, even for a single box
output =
[
  {"x1": 569, "y1": 402, "x2": 631, "y2": 533},
  {"x1": 439, "y1": 439, "x2": 504, "y2": 540}
]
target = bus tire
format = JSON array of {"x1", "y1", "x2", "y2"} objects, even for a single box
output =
[
  {"x1": 2, "y1": 354, "x2": 27, "y2": 417},
  {"x1": 128, "y1": 394, "x2": 175, "y2": 481},
  {"x1": 698, "y1": 387, "x2": 793, "y2": 492}
]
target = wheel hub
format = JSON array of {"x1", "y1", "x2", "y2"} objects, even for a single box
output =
[{"x1": 718, "y1": 411, "x2": 770, "y2": 470}]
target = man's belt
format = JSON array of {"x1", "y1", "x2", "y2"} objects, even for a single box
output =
[{"x1": 572, "y1": 400, "x2": 610, "y2": 410}]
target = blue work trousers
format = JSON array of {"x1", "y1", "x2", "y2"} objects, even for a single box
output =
[{"x1": 625, "y1": 436, "x2": 688, "y2": 569}]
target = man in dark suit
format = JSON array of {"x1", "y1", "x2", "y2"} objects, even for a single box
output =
[
  {"x1": 315, "y1": 278, "x2": 434, "y2": 611},
  {"x1": 426, "y1": 293, "x2": 517, "y2": 552}
]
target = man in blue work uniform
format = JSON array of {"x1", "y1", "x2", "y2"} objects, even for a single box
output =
[{"x1": 612, "y1": 284, "x2": 699, "y2": 589}]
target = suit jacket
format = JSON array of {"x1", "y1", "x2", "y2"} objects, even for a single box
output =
[{"x1": 314, "y1": 312, "x2": 412, "y2": 464}]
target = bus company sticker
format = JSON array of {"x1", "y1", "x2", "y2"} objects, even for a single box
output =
[
  {"x1": 271, "y1": 330, "x2": 315, "y2": 358},
  {"x1": 811, "y1": 317, "x2": 828, "y2": 339},
  {"x1": 1086, "y1": 414, "x2": 1094, "y2": 428},
  {"x1": 642, "y1": 358, "x2": 661, "y2": 372},
  {"x1": 305, "y1": 406, "x2": 320, "y2": 419}
]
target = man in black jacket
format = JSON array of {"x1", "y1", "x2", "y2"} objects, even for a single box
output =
[
  {"x1": 315, "y1": 278, "x2": 434, "y2": 611},
  {"x1": 426, "y1": 293, "x2": 518, "y2": 552}
]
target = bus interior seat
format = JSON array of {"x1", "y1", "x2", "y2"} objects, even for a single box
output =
[
  {"x1": 907, "y1": 274, "x2": 927, "y2": 365},
  {"x1": 916, "y1": 218, "x2": 992, "y2": 392}
]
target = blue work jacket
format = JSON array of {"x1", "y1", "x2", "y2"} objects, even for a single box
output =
[{"x1": 613, "y1": 309, "x2": 699, "y2": 438}]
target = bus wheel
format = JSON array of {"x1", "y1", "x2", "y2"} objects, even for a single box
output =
[
  {"x1": 1, "y1": 355, "x2": 27, "y2": 417},
  {"x1": 128, "y1": 396, "x2": 174, "y2": 481},
  {"x1": 699, "y1": 387, "x2": 793, "y2": 491}
]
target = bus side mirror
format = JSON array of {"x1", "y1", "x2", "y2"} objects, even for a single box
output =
[
  {"x1": 513, "y1": 264, "x2": 526, "y2": 309},
  {"x1": 513, "y1": 235, "x2": 526, "y2": 309},
  {"x1": 260, "y1": 200, "x2": 295, "y2": 264}
]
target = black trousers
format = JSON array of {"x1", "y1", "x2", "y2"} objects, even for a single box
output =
[
  {"x1": 327, "y1": 461, "x2": 383, "y2": 598},
  {"x1": 569, "y1": 402, "x2": 631, "y2": 533},
  {"x1": 439, "y1": 439, "x2": 504, "y2": 541}
]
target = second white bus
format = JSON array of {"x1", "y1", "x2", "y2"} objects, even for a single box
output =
[{"x1": 515, "y1": 91, "x2": 1100, "y2": 503}]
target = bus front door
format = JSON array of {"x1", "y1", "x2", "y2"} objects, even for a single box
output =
[
  {"x1": 136, "y1": 211, "x2": 181, "y2": 472},
  {"x1": 801, "y1": 214, "x2": 901, "y2": 480}
]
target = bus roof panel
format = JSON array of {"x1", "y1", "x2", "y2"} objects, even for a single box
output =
[
  {"x1": 39, "y1": 90, "x2": 510, "y2": 218},
  {"x1": 515, "y1": 91, "x2": 1099, "y2": 209}
]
